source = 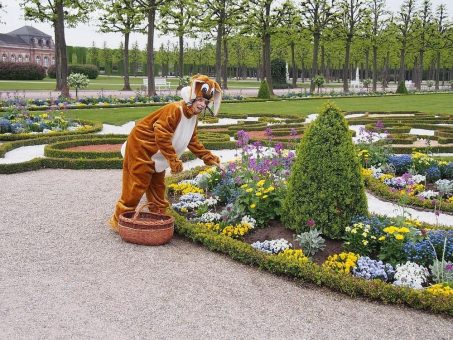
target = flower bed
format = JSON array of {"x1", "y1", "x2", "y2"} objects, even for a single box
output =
[
  {"x1": 166, "y1": 130, "x2": 453, "y2": 314},
  {"x1": 0, "y1": 106, "x2": 100, "y2": 141}
]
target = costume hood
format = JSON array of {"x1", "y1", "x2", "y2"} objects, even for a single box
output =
[{"x1": 180, "y1": 74, "x2": 222, "y2": 116}]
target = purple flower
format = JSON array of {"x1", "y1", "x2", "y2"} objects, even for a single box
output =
[
  {"x1": 236, "y1": 130, "x2": 250, "y2": 148},
  {"x1": 274, "y1": 142, "x2": 284, "y2": 154},
  {"x1": 264, "y1": 127, "x2": 273, "y2": 139},
  {"x1": 446, "y1": 264, "x2": 453, "y2": 272},
  {"x1": 307, "y1": 219, "x2": 316, "y2": 228},
  {"x1": 290, "y1": 128, "x2": 298, "y2": 137},
  {"x1": 375, "y1": 120, "x2": 384, "y2": 130}
]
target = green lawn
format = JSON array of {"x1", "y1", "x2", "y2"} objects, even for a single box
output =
[
  {"x1": 61, "y1": 93, "x2": 453, "y2": 125},
  {"x1": 0, "y1": 76, "x2": 342, "y2": 91}
]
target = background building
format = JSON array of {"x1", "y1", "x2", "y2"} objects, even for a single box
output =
[{"x1": 0, "y1": 26, "x2": 55, "y2": 68}]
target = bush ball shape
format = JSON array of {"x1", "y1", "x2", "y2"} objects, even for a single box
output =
[
  {"x1": 282, "y1": 102, "x2": 368, "y2": 239},
  {"x1": 257, "y1": 79, "x2": 271, "y2": 99}
]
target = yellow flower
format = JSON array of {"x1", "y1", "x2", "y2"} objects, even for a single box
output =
[
  {"x1": 257, "y1": 180, "x2": 265, "y2": 187},
  {"x1": 395, "y1": 234, "x2": 404, "y2": 241},
  {"x1": 262, "y1": 195, "x2": 268, "y2": 199},
  {"x1": 250, "y1": 204, "x2": 256, "y2": 209},
  {"x1": 256, "y1": 192, "x2": 262, "y2": 197},
  {"x1": 378, "y1": 236, "x2": 386, "y2": 241},
  {"x1": 362, "y1": 240, "x2": 368, "y2": 246},
  {"x1": 240, "y1": 183, "x2": 248, "y2": 189},
  {"x1": 246, "y1": 188, "x2": 253, "y2": 193}
]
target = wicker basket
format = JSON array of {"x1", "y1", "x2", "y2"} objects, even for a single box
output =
[{"x1": 118, "y1": 204, "x2": 174, "y2": 246}]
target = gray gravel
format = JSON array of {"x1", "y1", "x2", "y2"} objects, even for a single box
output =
[{"x1": 0, "y1": 169, "x2": 452, "y2": 339}]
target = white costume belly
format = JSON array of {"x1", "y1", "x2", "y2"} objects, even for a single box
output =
[{"x1": 121, "y1": 107, "x2": 197, "y2": 173}]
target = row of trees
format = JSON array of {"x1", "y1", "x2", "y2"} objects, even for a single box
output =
[{"x1": 17, "y1": 0, "x2": 453, "y2": 97}]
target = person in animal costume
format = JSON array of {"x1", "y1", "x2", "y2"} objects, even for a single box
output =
[{"x1": 108, "y1": 74, "x2": 222, "y2": 232}]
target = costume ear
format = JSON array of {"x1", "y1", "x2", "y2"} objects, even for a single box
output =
[
  {"x1": 211, "y1": 81, "x2": 222, "y2": 116},
  {"x1": 180, "y1": 86, "x2": 192, "y2": 104}
]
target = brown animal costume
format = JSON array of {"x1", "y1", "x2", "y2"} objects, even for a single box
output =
[{"x1": 109, "y1": 75, "x2": 222, "y2": 231}]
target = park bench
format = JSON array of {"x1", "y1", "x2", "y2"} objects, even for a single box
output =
[{"x1": 143, "y1": 77, "x2": 171, "y2": 91}]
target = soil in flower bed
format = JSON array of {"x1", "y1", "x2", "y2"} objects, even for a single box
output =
[
  {"x1": 243, "y1": 220, "x2": 343, "y2": 265},
  {"x1": 246, "y1": 131, "x2": 302, "y2": 140},
  {"x1": 65, "y1": 144, "x2": 123, "y2": 152}
]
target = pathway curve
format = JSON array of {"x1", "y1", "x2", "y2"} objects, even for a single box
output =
[{"x1": 0, "y1": 169, "x2": 451, "y2": 338}]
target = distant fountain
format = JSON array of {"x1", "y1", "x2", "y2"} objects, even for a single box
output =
[{"x1": 351, "y1": 67, "x2": 361, "y2": 90}]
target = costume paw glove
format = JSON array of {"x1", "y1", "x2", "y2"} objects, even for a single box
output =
[
  {"x1": 204, "y1": 154, "x2": 221, "y2": 166},
  {"x1": 170, "y1": 159, "x2": 183, "y2": 173}
]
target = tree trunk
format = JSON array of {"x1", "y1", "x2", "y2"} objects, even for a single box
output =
[
  {"x1": 343, "y1": 36, "x2": 352, "y2": 93},
  {"x1": 123, "y1": 32, "x2": 131, "y2": 91},
  {"x1": 365, "y1": 48, "x2": 369, "y2": 80},
  {"x1": 147, "y1": 3, "x2": 156, "y2": 96},
  {"x1": 263, "y1": 32, "x2": 273, "y2": 94},
  {"x1": 399, "y1": 42, "x2": 406, "y2": 83},
  {"x1": 53, "y1": 23, "x2": 61, "y2": 91},
  {"x1": 222, "y1": 37, "x2": 228, "y2": 89},
  {"x1": 290, "y1": 42, "x2": 296, "y2": 88},
  {"x1": 310, "y1": 31, "x2": 320, "y2": 93},
  {"x1": 178, "y1": 34, "x2": 184, "y2": 78},
  {"x1": 435, "y1": 50, "x2": 441, "y2": 90},
  {"x1": 215, "y1": 21, "x2": 223, "y2": 84},
  {"x1": 55, "y1": 0, "x2": 69, "y2": 97},
  {"x1": 372, "y1": 45, "x2": 377, "y2": 92},
  {"x1": 321, "y1": 44, "x2": 325, "y2": 78},
  {"x1": 416, "y1": 50, "x2": 424, "y2": 91}
]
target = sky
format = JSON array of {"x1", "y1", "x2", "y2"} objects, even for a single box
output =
[{"x1": 1, "y1": 0, "x2": 452, "y2": 50}]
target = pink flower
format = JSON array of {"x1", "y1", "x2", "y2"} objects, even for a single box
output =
[{"x1": 307, "y1": 219, "x2": 315, "y2": 228}]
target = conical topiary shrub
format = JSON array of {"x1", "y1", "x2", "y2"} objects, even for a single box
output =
[
  {"x1": 282, "y1": 102, "x2": 368, "y2": 239},
  {"x1": 257, "y1": 79, "x2": 271, "y2": 99},
  {"x1": 396, "y1": 81, "x2": 408, "y2": 94}
]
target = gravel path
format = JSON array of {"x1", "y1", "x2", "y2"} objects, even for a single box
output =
[{"x1": 1, "y1": 169, "x2": 452, "y2": 339}]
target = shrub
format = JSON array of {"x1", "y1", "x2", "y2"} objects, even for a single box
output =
[
  {"x1": 282, "y1": 102, "x2": 368, "y2": 238},
  {"x1": 69, "y1": 64, "x2": 99, "y2": 79},
  {"x1": 47, "y1": 64, "x2": 56, "y2": 78},
  {"x1": 396, "y1": 81, "x2": 408, "y2": 94},
  {"x1": 47, "y1": 64, "x2": 98, "y2": 80},
  {"x1": 442, "y1": 162, "x2": 453, "y2": 179},
  {"x1": 0, "y1": 62, "x2": 45, "y2": 80},
  {"x1": 257, "y1": 79, "x2": 271, "y2": 99}
]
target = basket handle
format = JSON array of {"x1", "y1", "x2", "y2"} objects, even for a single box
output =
[{"x1": 132, "y1": 203, "x2": 162, "y2": 221}]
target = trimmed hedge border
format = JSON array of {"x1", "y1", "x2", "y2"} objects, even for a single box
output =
[{"x1": 168, "y1": 209, "x2": 453, "y2": 315}]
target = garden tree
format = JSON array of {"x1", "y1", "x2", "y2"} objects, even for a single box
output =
[
  {"x1": 275, "y1": 0, "x2": 302, "y2": 88},
  {"x1": 395, "y1": 0, "x2": 417, "y2": 93},
  {"x1": 299, "y1": 0, "x2": 337, "y2": 93},
  {"x1": 130, "y1": 41, "x2": 141, "y2": 76},
  {"x1": 282, "y1": 102, "x2": 367, "y2": 239},
  {"x1": 135, "y1": 0, "x2": 167, "y2": 96},
  {"x1": 159, "y1": 0, "x2": 199, "y2": 79},
  {"x1": 433, "y1": 4, "x2": 450, "y2": 90},
  {"x1": 229, "y1": 35, "x2": 261, "y2": 79},
  {"x1": 98, "y1": 0, "x2": 145, "y2": 91},
  {"x1": 246, "y1": 0, "x2": 278, "y2": 95},
  {"x1": 198, "y1": 0, "x2": 243, "y2": 88},
  {"x1": 67, "y1": 72, "x2": 89, "y2": 99},
  {"x1": 21, "y1": 0, "x2": 96, "y2": 97},
  {"x1": 368, "y1": 0, "x2": 388, "y2": 92},
  {"x1": 87, "y1": 41, "x2": 99, "y2": 66},
  {"x1": 338, "y1": 0, "x2": 368, "y2": 93},
  {"x1": 413, "y1": 0, "x2": 434, "y2": 90},
  {"x1": 101, "y1": 41, "x2": 113, "y2": 74}
]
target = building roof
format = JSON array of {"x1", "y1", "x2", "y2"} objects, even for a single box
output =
[
  {"x1": 0, "y1": 33, "x2": 29, "y2": 47},
  {"x1": 7, "y1": 26, "x2": 51, "y2": 38}
]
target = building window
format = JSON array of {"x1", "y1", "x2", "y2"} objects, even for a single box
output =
[
  {"x1": 44, "y1": 56, "x2": 49, "y2": 66},
  {"x1": 2, "y1": 54, "x2": 6, "y2": 62},
  {"x1": 51, "y1": 57, "x2": 55, "y2": 65},
  {"x1": 46, "y1": 40, "x2": 51, "y2": 48},
  {"x1": 10, "y1": 54, "x2": 16, "y2": 62},
  {"x1": 25, "y1": 55, "x2": 29, "y2": 62},
  {"x1": 36, "y1": 56, "x2": 41, "y2": 64},
  {"x1": 18, "y1": 55, "x2": 23, "y2": 62}
]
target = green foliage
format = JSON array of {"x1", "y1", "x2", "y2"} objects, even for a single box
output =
[
  {"x1": 282, "y1": 102, "x2": 368, "y2": 239},
  {"x1": 271, "y1": 58, "x2": 288, "y2": 88},
  {"x1": 257, "y1": 79, "x2": 271, "y2": 99},
  {"x1": 295, "y1": 228, "x2": 326, "y2": 257},
  {"x1": 69, "y1": 64, "x2": 99, "y2": 79},
  {"x1": 396, "y1": 81, "x2": 408, "y2": 94},
  {"x1": 0, "y1": 62, "x2": 45, "y2": 80},
  {"x1": 67, "y1": 73, "x2": 89, "y2": 98}
]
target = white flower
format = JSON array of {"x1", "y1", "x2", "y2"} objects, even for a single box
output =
[
  {"x1": 412, "y1": 174, "x2": 426, "y2": 184},
  {"x1": 241, "y1": 215, "x2": 256, "y2": 229},
  {"x1": 393, "y1": 261, "x2": 429, "y2": 289},
  {"x1": 418, "y1": 190, "x2": 439, "y2": 199}
]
